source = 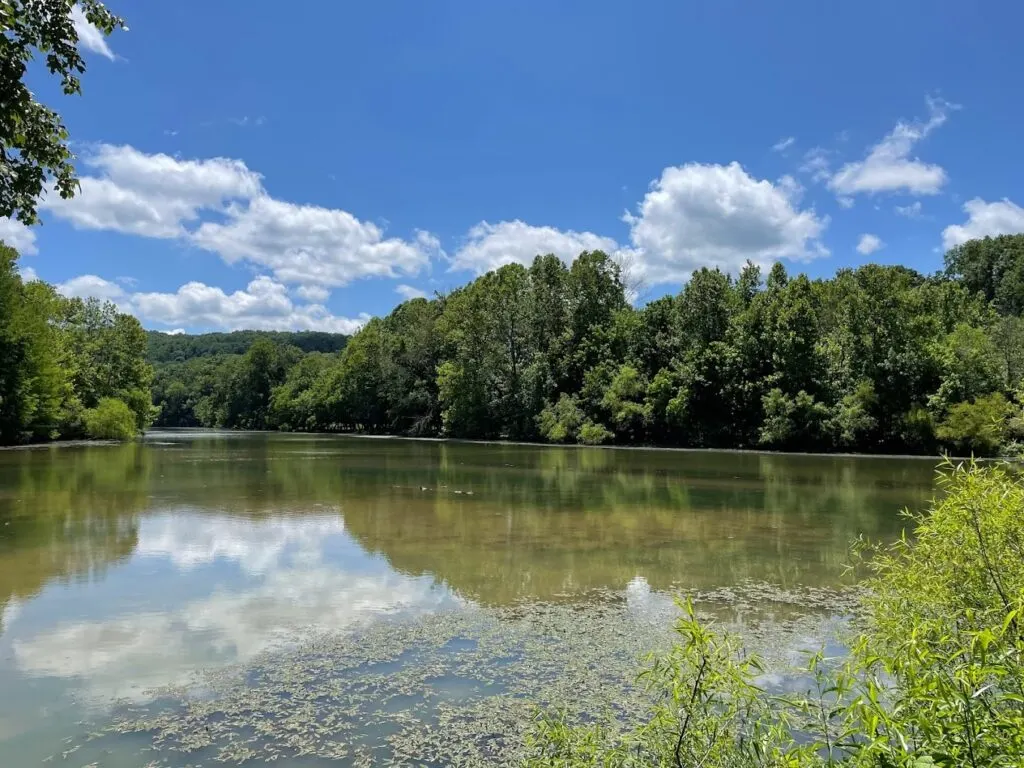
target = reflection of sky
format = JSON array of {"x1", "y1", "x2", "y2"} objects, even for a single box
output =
[{"x1": 0, "y1": 509, "x2": 466, "y2": 706}]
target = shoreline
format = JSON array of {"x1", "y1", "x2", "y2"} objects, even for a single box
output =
[
  {"x1": 0, "y1": 438, "x2": 123, "y2": 452},
  {"x1": 141, "y1": 427, "x2": 987, "y2": 462}
]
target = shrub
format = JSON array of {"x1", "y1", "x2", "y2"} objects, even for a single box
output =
[
  {"x1": 537, "y1": 394, "x2": 585, "y2": 443},
  {"x1": 83, "y1": 397, "x2": 138, "y2": 440},
  {"x1": 523, "y1": 461, "x2": 1024, "y2": 766},
  {"x1": 578, "y1": 419, "x2": 613, "y2": 445},
  {"x1": 936, "y1": 392, "x2": 1011, "y2": 455}
]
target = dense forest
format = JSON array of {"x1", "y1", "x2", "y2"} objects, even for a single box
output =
[
  {"x1": 148, "y1": 330, "x2": 349, "y2": 429},
  {"x1": 0, "y1": 245, "x2": 152, "y2": 444},
  {"x1": 147, "y1": 233, "x2": 1024, "y2": 456},
  {"x1": 147, "y1": 329, "x2": 348, "y2": 363},
  {"x1": 4, "y1": 234, "x2": 1023, "y2": 453}
]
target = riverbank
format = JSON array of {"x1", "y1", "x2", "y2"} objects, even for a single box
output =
[
  {"x1": 143, "y1": 426, "x2": 987, "y2": 462},
  {"x1": 0, "y1": 438, "x2": 123, "y2": 452}
]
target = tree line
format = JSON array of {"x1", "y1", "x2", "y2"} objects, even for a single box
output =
[
  {"x1": 1, "y1": 245, "x2": 152, "y2": 444},
  {"x1": 151, "y1": 233, "x2": 1024, "y2": 456}
]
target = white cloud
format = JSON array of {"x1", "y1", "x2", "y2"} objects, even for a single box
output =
[
  {"x1": 942, "y1": 198, "x2": 1024, "y2": 250},
  {"x1": 191, "y1": 196, "x2": 435, "y2": 287},
  {"x1": 451, "y1": 220, "x2": 620, "y2": 274},
  {"x1": 772, "y1": 136, "x2": 795, "y2": 152},
  {"x1": 70, "y1": 5, "x2": 115, "y2": 60},
  {"x1": 19, "y1": 265, "x2": 38, "y2": 282},
  {"x1": 43, "y1": 144, "x2": 261, "y2": 238},
  {"x1": 131, "y1": 276, "x2": 370, "y2": 333},
  {"x1": 799, "y1": 147, "x2": 833, "y2": 183},
  {"x1": 295, "y1": 284, "x2": 331, "y2": 303},
  {"x1": 53, "y1": 271, "x2": 368, "y2": 333},
  {"x1": 856, "y1": 233, "x2": 884, "y2": 255},
  {"x1": 895, "y1": 201, "x2": 923, "y2": 218},
  {"x1": 829, "y1": 98, "x2": 956, "y2": 197},
  {"x1": 625, "y1": 162, "x2": 828, "y2": 283},
  {"x1": 56, "y1": 274, "x2": 127, "y2": 306},
  {"x1": 165, "y1": 328, "x2": 186, "y2": 335},
  {"x1": 395, "y1": 284, "x2": 427, "y2": 300},
  {"x1": 837, "y1": 196, "x2": 855, "y2": 209},
  {"x1": 452, "y1": 164, "x2": 828, "y2": 287},
  {"x1": 42, "y1": 144, "x2": 437, "y2": 288},
  {"x1": 0, "y1": 217, "x2": 38, "y2": 255}
]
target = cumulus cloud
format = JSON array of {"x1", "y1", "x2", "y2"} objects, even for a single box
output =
[
  {"x1": 132, "y1": 276, "x2": 371, "y2": 333},
  {"x1": 191, "y1": 196, "x2": 435, "y2": 287},
  {"x1": 56, "y1": 274, "x2": 127, "y2": 303},
  {"x1": 829, "y1": 98, "x2": 956, "y2": 197},
  {"x1": 772, "y1": 136, "x2": 795, "y2": 152},
  {"x1": 625, "y1": 163, "x2": 828, "y2": 283},
  {"x1": 19, "y1": 265, "x2": 39, "y2": 282},
  {"x1": 0, "y1": 217, "x2": 38, "y2": 255},
  {"x1": 52, "y1": 272, "x2": 368, "y2": 333},
  {"x1": 42, "y1": 144, "x2": 437, "y2": 289},
  {"x1": 70, "y1": 5, "x2": 115, "y2": 60},
  {"x1": 451, "y1": 220, "x2": 620, "y2": 274},
  {"x1": 942, "y1": 198, "x2": 1024, "y2": 250},
  {"x1": 42, "y1": 144, "x2": 261, "y2": 238},
  {"x1": 295, "y1": 284, "x2": 331, "y2": 303},
  {"x1": 451, "y1": 164, "x2": 828, "y2": 287},
  {"x1": 856, "y1": 233, "x2": 884, "y2": 255},
  {"x1": 395, "y1": 284, "x2": 427, "y2": 300}
]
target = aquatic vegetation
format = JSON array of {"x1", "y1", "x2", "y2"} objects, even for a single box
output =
[{"x1": 67, "y1": 583, "x2": 853, "y2": 766}]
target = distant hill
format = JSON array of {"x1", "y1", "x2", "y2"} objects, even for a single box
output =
[{"x1": 146, "y1": 330, "x2": 349, "y2": 364}]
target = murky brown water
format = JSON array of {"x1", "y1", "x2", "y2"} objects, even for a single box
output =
[{"x1": 0, "y1": 431, "x2": 938, "y2": 766}]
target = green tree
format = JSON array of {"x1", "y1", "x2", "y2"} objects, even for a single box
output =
[
  {"x1": 0, "y1": 1, "x2": 125, "y2": 223},
  {"x1": 56, "y1": 296, "x2": 154, "y2": 432},
  {"x1": 945, "y1": 233, "x2": 1024, "y2": 316},
  {"x1": 0, "y1": 244, "x2": 65, "y2": 442}
]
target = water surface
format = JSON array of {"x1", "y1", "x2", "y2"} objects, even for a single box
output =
[{"x1": 0, "y1": 431, "x2": 938, "y2": 766}]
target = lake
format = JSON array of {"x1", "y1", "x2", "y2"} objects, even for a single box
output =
[{"x1": 0, "y1": 430, "x2": 938, "y2": 766}]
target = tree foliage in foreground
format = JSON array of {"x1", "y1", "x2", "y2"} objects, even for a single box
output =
[
  {"x1": 0, "y1": 0, "x2": 125, "y2": 223},
  {"x1": 0, "y1": 243, "x2": 151, "y2": 443},
  {"x1": 524, "y1": 461, "x2": 1024, "y2": 766},
  {"x1": 154, "y1": 235, "x2": 1024, "y2": 456}
]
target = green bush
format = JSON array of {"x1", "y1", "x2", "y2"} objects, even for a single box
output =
[
  {"x1": 83, "y1": 397, "x2": 138, "y2": 440},
  {"x1": 936, "y1": 392, "x2": 1011, "y2": 455},
  {"x1": 524, "y1": 461, "x2": 1024, "y2": 766},
  {"x1": 578, "y1": 419, "x2": 613, "y2": 445},
  {"x1": 537, "y1": 394, "x2": 585, "y2": 443}
]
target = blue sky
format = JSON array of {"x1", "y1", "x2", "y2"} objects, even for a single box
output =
[{"x1": 4, "y1": 0, "x2": 1024, "y2": 333}]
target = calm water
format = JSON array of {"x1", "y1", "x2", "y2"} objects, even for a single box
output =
[{"x1": 0, "y1": 431, "x2": 938, "y2": 766}]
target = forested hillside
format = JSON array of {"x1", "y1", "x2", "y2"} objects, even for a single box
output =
[
  {"x1": 149, "y1": 332, "x2": 348, "y2": 429},
  {"x1": 0, "y1": 245, "x2": 153, "y2": 444},
  {"x1": 151, "y1": 234, "x2": 1024, "y2": 456},
  {"x1": 147, "y1": 330, "x2": 348, "y2": 363}
]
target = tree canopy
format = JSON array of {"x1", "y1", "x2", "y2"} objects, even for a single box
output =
[
  {"x1": 0, "y1": 242, "x2": 151, "y2": 443},
  {"x1": 150, "y1": 234, "x2": 1024, "y2": 457},
  {"x1": 0, "y1": 1, "x2": 125, "y2": 223}
]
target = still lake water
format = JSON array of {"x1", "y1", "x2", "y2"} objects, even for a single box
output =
[{"x1": 0, "y1": 431, "x2": 938, "y2": 766}]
